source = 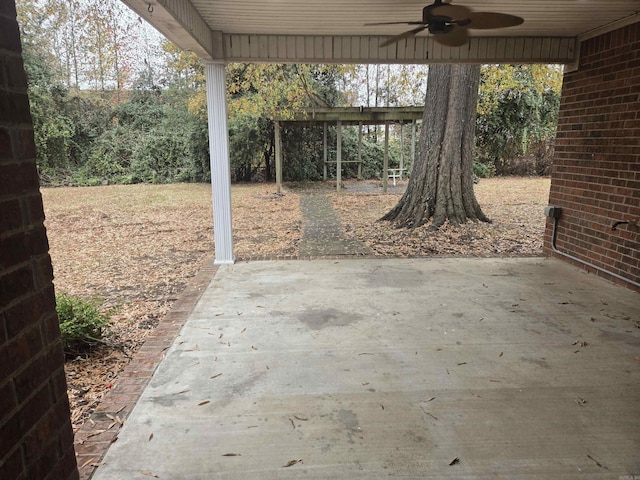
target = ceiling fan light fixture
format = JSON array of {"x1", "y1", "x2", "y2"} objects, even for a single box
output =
[{"x1": 369, "y1": 0, "x2": 524, "y2": 48}]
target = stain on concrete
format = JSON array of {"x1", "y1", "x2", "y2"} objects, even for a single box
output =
[
  {"x1": 599, "y1": 329, "x2": 640, "y2": 347},
  {"x1": 230, "y1": 371, "x2": 267, "y2": 397},
  {"x1": 298, "y1": 308, "x2": 362, "y2": 330},
  {"x1": 520, "y1": 356, "x2": 551, "y2": 369},
  {"x1": 334, "y1": 409, "x2": 362, "y2": 444},
  {"x1": 365, "y1": 266, "x2": 424, "y2": 289}
]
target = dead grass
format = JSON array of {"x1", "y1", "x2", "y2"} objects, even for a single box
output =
[
  {"x1": 332, "y1": 177, "x2": 551, "y2": 256},
  {"x1": 41, "y1": 177, "x2": 549, "y2": 430}
]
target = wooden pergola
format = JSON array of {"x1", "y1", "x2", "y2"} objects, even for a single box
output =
[{"x1": 273, "y1": 107, "x2": 424, "y2": 193}]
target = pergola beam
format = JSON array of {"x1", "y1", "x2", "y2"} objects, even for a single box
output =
[{"x1": 274, "y1": 106, "x2": 423, "y2": 125}]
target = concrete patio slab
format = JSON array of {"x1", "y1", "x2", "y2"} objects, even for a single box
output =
[{"x1": 92, "y1": 257, "x2": 640, "y2": 480}]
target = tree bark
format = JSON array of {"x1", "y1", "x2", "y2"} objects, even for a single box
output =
[{"x1": 382, "y1": 64, "x2": 489, "y2": 229}]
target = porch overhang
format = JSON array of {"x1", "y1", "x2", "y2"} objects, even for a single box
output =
[{"x1": 121, "y1": 0, "x2": 639, "y2": 66}]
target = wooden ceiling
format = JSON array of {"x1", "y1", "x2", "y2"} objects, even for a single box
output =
[{"x1": 123, "y1": 0, "x2": 640, "y2": 64}]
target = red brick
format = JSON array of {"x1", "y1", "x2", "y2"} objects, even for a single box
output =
[
  {"x1": 0, "y1": 378, "x2": 17, "y2": 419},
  {"x1": 0, "y1": 264, "x2": 33, "y2": 307},
  {"x1": 0, "y1": 126, "x2": 12, "y2": 159},
  {"x1": 0, "y1": 445, "x2": 25, "y2": 480},
  {"x1": 13, "y1": 345, "x2": 61, "y2": 403},
  {"x1": 44, "y1": 443, "x2": 79, "y2": 480},
  {"x1": 0, "y1": 231, "x2": 29, "y2": 267},
  {"x1": 4, "y1": 324, "x2": 43, "y2": 378},
  {"x1": 546, "y1": 22, "x2": 640, "y2": 289},
  {"x1": 0, "y1": 161, "x2": 39, "y2": 196},
  {"x1": 0, "y1": 410, "x2": 22, "y2": 460},
  {"x1": 4, "y1": 287, "x2": 55, "y2": 338}
]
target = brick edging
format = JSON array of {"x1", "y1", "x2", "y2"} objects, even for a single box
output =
[
  {"x1": 234, "y1": 253, "x2": 546, "y2": 262},
  {"x1": 73, "y1": 259, "x2": 218, "y2": 480}
]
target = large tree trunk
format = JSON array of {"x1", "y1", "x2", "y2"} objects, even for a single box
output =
[{"x1": 382, "y1": 64, "x2": 489, "y2": 229}]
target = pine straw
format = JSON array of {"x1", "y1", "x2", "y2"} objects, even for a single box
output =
[
  {"x1": 331, "y1": 177, "x2": 551, "y2": 257},
  {"x1": 42, "y1": 177, "x2": 548, "y2": 430}
]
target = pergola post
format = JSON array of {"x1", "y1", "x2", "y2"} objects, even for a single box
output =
[
  {"x1": 323, "y1": 121, "x2": 328, "y2": 181},
  {"x1": 275, "y1": 120, "x2": 282, "y2": 193},
  {"x1": 205, "y1": 61, "x2": 234, "y2": 265},
  {"x1": 383, "y1": 121, "x2": 389, "y2": 193},
  {"x1": 399, "y1": 122, "x2": 404, "y2": 181},
  {"x1": 336, "y1": 120, "x2": 342, "y2": 192},
  {"x1": 357, "y1": 121, "x2": 363, "y2": 179}
]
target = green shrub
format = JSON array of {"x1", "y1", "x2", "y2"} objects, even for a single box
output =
[
  {"x1": 56, "y1": 293, "x2": 111, "y2": 355},
  {"x1": 473, "y1": 160, "x2": 495, "y2": 179}
]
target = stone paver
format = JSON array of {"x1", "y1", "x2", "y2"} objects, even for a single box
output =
[{"x1": 299, "y1": 193, "x2": 372, "y2": 257}]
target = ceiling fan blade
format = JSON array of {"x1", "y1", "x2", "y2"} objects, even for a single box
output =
[
  {"x1": 467, "y1": 12, "x2": 524, "y2": 29},
  {"x1": 365, "y1": 21, "x2": 426, "y2": 26},
  {"x1": 380, "y1": 26, "x2": 427, "y2": 47},
  {"x1": 435, "y1": 26, "x2": 469, "y2": 47},
  {"x1": 429, "y1": 4, "x2": 471, "y2": 19}
]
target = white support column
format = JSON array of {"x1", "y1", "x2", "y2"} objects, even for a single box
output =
[
  {"x1": 336, "y1": 120, "x2": 342, "y2": 192},
  {"x1": 205, "y1": 62, "x2": 234, "y2": 265},
  {"x1": 323, "y1": 122, "x2": 328, "y2": 181},
  {"x1": 275, "y1": 120, "x2": 282, "y2": 193},
  {"x1": 383, "y1": 121, "x2": 389, "y2": 194}
]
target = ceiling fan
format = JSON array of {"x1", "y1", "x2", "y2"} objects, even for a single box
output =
[{"x1": 365, "y1": 0, "x2": 524, "y2": 47}]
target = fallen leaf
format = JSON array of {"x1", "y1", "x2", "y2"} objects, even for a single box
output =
[
  {"x1": 499, "y1": 352, "x2": 504, "y2": 357},
  {"x1": 587, "y1": 454, "x2": 604, "y2": 468},
  {"x1": 449, "y1": 457, "x2": 460, "y2": 466},
  {"x1": 148, "y1": 433, "x2": 154, "y2": 441},
  {"x1": 283, "y1": 459, "x2": 302, "y2": 467}
]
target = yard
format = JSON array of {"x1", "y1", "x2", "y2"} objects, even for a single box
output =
[{"x1": 41, "y1": 176, "x2": 551, "y2": 429}]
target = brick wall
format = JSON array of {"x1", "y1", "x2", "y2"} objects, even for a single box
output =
[
  {"x1": 545, "y1": 22, "x2": 640, "y2": 290},
  {"x1": 0, "y1": 1, "x2": 79, "y2": 479}
]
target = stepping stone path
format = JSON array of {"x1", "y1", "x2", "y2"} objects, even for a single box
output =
[{"x1": 298, "y1": 192, "x2": 373, "y2": 257}]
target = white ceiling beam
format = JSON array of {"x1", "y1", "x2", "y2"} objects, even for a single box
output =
[
  {"x1": 122, "y1": 0, "x2": 218, "y2": 59},
  {"x1": 223, "y1": 35, "x2": 577, "y2": 65}
]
